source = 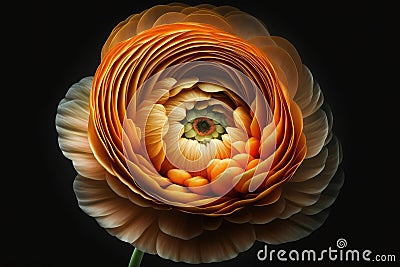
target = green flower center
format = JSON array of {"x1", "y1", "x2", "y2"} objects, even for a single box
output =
[
  {"x1": 193, "y1": 117, "x2": 215, "y2": 136},
  {"x1": 182, "y1": 114, "x2": 226, "y2": 143}
]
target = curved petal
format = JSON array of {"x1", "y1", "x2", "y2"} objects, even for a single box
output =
[
  {"x1": 158, "y1": 209, "x2": 203, "y2": 240},
  {"x1": 255, "y1": 210, "x2": 329, "y2": 244},
  {"x1": 302, "y1": 169, "x2": 344, "y2": 215},
  {"x1": 136, "y1": 5, "x2": 185, "y2": 33},
  {"x1": 303, "y1": 109, "x2": 329, "y2": 158},
  {"x1": 225, "y1": 12, "x2": 270, "y2": 39},
  {"x1": 294, "y1": 65, "x2": 324, "y2": 118},
  {"x1": 156, "y1": 221, "x2": 255, "y2": 263},
  {"x1": 56, "y1": 77, "x2": 105, "y2": 180},
  {"x1": 73, "y1": 175, "x2": 159, "y2": 246},
  {"x1": 153, "y1": 12, "x2": 187, "y2": 27},
  {"x1": 282, "y1": 136, "x2": 341, "y2": 208},
  {"x1": 183, "y1": 11, "x2": 233, "y2": 33}
]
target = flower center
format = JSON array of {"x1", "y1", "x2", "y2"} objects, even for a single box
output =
[
  {"x1": 182, "y1": 114, "x2": 226, "y2": 143},
  {"x1": 193, "y1": 117, "x2": 215, "y2": 136}
]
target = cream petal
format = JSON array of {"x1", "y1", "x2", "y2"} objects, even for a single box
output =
[
  {"x1": 57, "y1": 100, "x2": 89, "y2": 134},
  {"x1": 105, "y1": 172, "x2": 165, "y2": 210},
  {"x1": 294, "y1": 65, "x2": 324, "y2": 118},
  {"x1": 168, "y1": 77, "x2": 199, "y2": 97},
  {"x1": 249, "y1": 197, "x2": 286, "y2": 224},
  {"x1": 202, "y1": 216, "x2": 222, "y2": 230},
  {"x1": 183, "y1": 11, "x2": 234, "y2": 33},
  {"x1": 69, "y1": 153, "x2": 107, "y2": 180},
  {"x1": 108, "y1": 14, "x2": 141, "y2": 51},
  {"x1": 225, "y1": 126, "x2": 248, "y2": 143},
  {"x1": 322, "y1": 104, "x2": 334, "y2": 146},
  {"x1": 270, "y1": 36, "x2": 303, "y2": 78},
  {"x1": 136, "y1": 5, "x2": 185, "y2": 33},
  {"x1": 287, "y1": 148, "x2": 339, "y2": 195},
  {"x1": 290, "y1": 147, "x2": 328, "y2": 182},
  {"x1": 156, "y1": 222, "x2": 255, "y2": 263},
  {"x1": 212, "y1": 5, "x2": 239, "y2": 16},
  {"x1": 260, "y1": 45, "x2": 299, "y2": 98},
  {"x1": 156, "y1": 231, "x2": 201, "y2": 263},
  {"x1": 282, "y1": 187, "x2": 320, "y2": 207},
  {"x1": 278, "y1": 200, "x2": 302, "y2": 219},
  {"x1": 65, "y1": 76, "x2": 92, "y2": 100},
  {"x1": 197, "y1": 82, "x2": 226, "y2": 93},
  {"x1": 167, "y1": 2, "x2": 190, "y2": 8},
  {"x1": 233, "y1": 106, "x2": 251, "y2": 135},
  {"x1": 303, "y1": 109, "x2": 329, "y2": 158},
  {"x1": 302, "y1": 170, "x2": 344, "y2": 215},
  {"x1": 282, "y1": 136, "x2": 341, "y2": 211},
  {"x1": 101, "y1": 14, "x2": 138, "y2": 58},
  {"x1": 180, "y1": 6, "x2": 200, "y2": 15},
  {"x1": 56, "y1": 77, "x2": 105, "y2": 180},
  {"x1": 247, "y1": 35, "x2": 277, "y2": 48},
  {"x1": 255, "y1": 210, "x2": 329, "y2": 244},
  {"x1": 74, "y1": 175, "x2": 158, "y2": 245},
  {"x1": 158, "y1": 210, "x2": 203, "y2": 240},
  {"x1": 194, "y1": 3, "x2": 216, "y2": 9},
  {"x1": 293, "y1": 64, "x2": 313, "y2": 110},
  {"x1": 225, "y1": 13, "x2": 270, "y2": 39},
  {"x1": 213, "y1": 139, "x2": 231, "y2": 159},
  {"x1": 172, "y1": 87, "x2": 210, "y2": 102},
  {"x1": 153, "y1": 12, "x2": 187, "y2": 27},
  {"x1": 225, "y1": 207, "x2": 251, "y2": 223},
  {"x1": 58, "y1": 129, "x2": 92, "y2": 154},
  {"x1": 165, "y1": 103, "x2": 186, "y2": 122},
  {"x1": 132, "y1": 221, "x2": 160, "y2": 254}
]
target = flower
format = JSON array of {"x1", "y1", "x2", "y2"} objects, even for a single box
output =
[{"x1": 56, "y1": 3, "x2": 344, "y2": 264}]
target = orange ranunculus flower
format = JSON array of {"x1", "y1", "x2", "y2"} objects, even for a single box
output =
[{"x1": 56, "y1": 3, "x2": 344, "y2": 264}]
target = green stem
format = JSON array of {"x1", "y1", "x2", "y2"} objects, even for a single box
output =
[{"x1": 128, "y1": 248, "x2": 144, "y2": 267}]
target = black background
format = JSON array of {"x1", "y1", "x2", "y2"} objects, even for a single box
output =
[{"x1": 9, "y1": 0, "x2": 398, "y2": 266}]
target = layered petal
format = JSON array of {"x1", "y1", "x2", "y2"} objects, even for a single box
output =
[
  {"x1": 56, "y1": 3, "x2": 344, "y2": 264},
  {"x1": 56, "y1": 77, "x2": 105, "y2": 180}
]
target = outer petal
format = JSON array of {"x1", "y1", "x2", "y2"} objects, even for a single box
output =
[
  {"x1": 73, "y1": 175, "x2": 158, "y2": 245},
  {"x1": 156, "y1": 221, "x2": 255, "y2": 263},
  {"x1": 74, "y1": 175, "x2": 256, "y2": 263},
  {"x1": 255, "y1": 210, "x2": 329, "y2": 244},
  {"x1": 56, "y1": 77, "x2": 105, "y2": 180}
]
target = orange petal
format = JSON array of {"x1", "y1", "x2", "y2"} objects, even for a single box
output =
[
  {"x1": 184, "y1": 176, "x2": 210, "y2": 195},
  {"x1": 246, "y1": 158, "x2": 260, "y2": 171},
  {"x1": 167, "y1": 169, "x2": 192, "y2": 185},
  {"x1": 209, "y1": 158, "x2": 231, "y2": 181},
  {"x1": 245, "y1": 137, "x2": 260, "y2": 158}
]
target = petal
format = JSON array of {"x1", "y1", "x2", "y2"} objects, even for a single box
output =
[
  {"x1": 259, "y1": 45, "x2": 299, "y2": 98},
  {"x1": 286, "y1": 137, "x2": 340, "y2": 195},
  {"x1": 158, "y1": 209, "x2": 203, "y2": 240},
  {"x1": 270, "y1": 36, "x2": 303, "y2": 79},
  {"x1": 107, "y1": 14, "x2": 141, "y2": 53},
  {"x1": 101, "y1": 14, "x2": 139, "y2": 58},
  {"x1": 290, "y1": 147, "x2": 328, "y2": 182},
  {"x1": 156, "y1": 221, "x2": 255, "y2": 263},
  {"x1": 212, "y1": 5, "x2": 239, "y2": 16},
  {"x1": 249, "y1": 197, "x2": 286, "y2": 224},
  {"x1": 136, "y1": 5, "x2": 185, "y2": 33},
  {"x1": 153, "y1": 12, "x2": 187, "y2": 27},
  {"x1": 294, "y1": 65, "x2": 324, "y2": 118},
  {"x1": 302, "y1": 169, "x2": 344, "y2": 215},
  {"x1": 255, "y1": 210, "x2": 329, "y2": 244},
  {"x1": 225, "y1": 12, "x2": 270, "y2": 39},
  {"x1": 183, "y1": 11, "x2": 233, "y2": 33},
  {"x1": 303, "y1": 109, "x2": 329, "y2": 158},
  {"x1": 56, "y1": 77, "x2": 105, "y2": 180},
  {"x1": 73, "y1": 175, "x2": 159, "y2": 246}
]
